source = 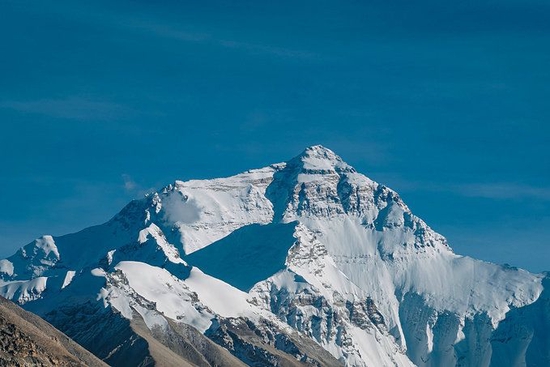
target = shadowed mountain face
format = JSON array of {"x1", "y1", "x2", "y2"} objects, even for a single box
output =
[
  {"x1": 0, "y1": 296, "x2": 106, "y2": 367},
  {"x1": 0, "y1": 146, "x2": 548, "y2": 367},
  {"x1": 186, "y1": 223, "x2": 297, "y2": 291}
]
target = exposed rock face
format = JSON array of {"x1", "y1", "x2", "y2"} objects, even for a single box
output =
[
  {"x1": 40, "y1": 283, "x2": 247, "y2": 367},
  {"x1": 206, "y1": 317, "x2": 344, "y2": 367},
  {"x1": 0, "y1": 296, "x2": 106, "y2": 367}
]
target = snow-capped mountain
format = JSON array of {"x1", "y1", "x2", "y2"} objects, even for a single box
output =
[{"x1": 0, "y1": 145, "x2": 548, "y2": 366}]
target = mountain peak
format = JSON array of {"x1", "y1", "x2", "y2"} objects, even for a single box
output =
[
  {"x1": 300, "y1": 145, "x2": 339, "y2": 162},
  {"x1": 290, "y1": 145, "x2": 355, "y2": 174},
  {"x1": 302, "y1": 144, "x2": 335, "y2": 155}
]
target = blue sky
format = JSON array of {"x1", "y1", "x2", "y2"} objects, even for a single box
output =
[{"x1": 1, "y1": 0, "x2": 549, "y2": 272}]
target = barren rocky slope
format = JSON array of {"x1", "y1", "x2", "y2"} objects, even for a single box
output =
[{"x1": 0, "y1": 296, "x2": 106, "y2": 367}]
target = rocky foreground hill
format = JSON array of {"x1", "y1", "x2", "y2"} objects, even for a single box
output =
[{"x1": 0, "y1": 296, "x2": 106, "y2": 367}]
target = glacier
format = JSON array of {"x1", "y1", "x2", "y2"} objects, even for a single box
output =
[{"x1": 0, "y1": 145, "x2": 548, "y2": 366}]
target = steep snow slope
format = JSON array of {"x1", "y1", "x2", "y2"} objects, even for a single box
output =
[{"x1": 0, "y1": 145, "x2": 547, "y2": 367}]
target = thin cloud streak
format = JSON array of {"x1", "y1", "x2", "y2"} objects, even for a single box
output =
[
  {"x1": 126, "y1": 19, "x2": 318, "y2": 60},
  {"x1": 218, "y1": 39, "x2": 317, "y2": 59},
  {"x1": 0, "y1": 97, "x2": 133, "y2": 121},
  {"x1": 454, "y1": 183, "x2": 550, "y2": 201},
  {"x1": 387, "y1": 179, "x2": 550, "y2": 201},
  {"x1": 82, "y1": 8, "x2": 319, "y2": 60},
  {"x1": 10, "y1": 3, "x2": 318, "y2": 61}
]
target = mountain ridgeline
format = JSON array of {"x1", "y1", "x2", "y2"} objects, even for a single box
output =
[{"x1": 1, "y1": 146, "x2": 548, "y2": 367}]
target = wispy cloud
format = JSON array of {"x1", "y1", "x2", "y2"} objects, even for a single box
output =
[
  {"x1": 439, "y1": 217, "x2": 550, "y2": 272},
  {"x1": 122, "y1": 174, "x2": 137, "y2": 192},
  {"x1": 452, "y1": 183, "x2": 550, "y2": 201},
  {"x1": 56, "y1": 4, "x2": 319, "y2": 61},
  {"x1": 126, "y1": 19, "x2": 317, "y2": 60},
  {"x1": 121, "y1": 174, "x2": 157, "y2": 197},
  {"x1": 0, "y1": 97, "x2": 133, "y2": 121},
  {"x1": 123, "y1": 19, "x2": 210, "y2": 43},
  {"x1": 217, "y1": 39, "x2": 316, "y2": 59},
  {"x1": 385, "y1": 179, "x2": 550, "y2": 201}
]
